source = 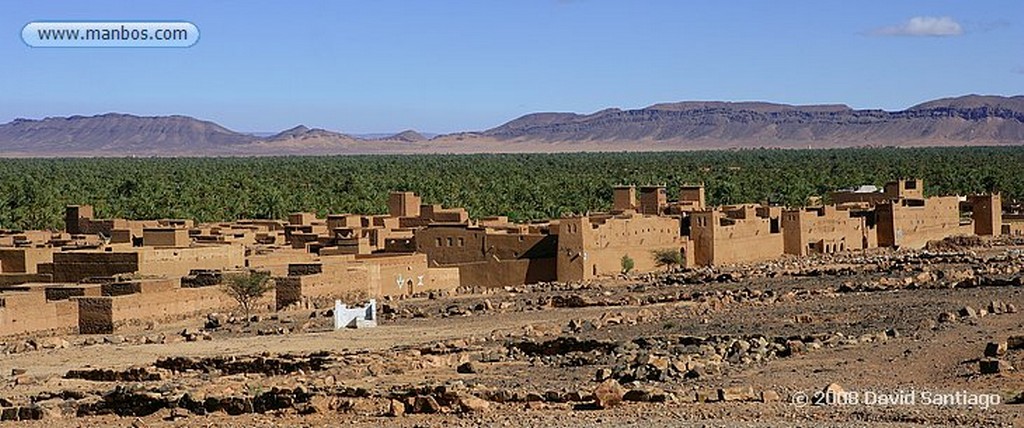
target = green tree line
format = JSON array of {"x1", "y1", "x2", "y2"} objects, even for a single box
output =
[{"x1": 0, "y1": 147, "x2": 1020, "y2": 230}]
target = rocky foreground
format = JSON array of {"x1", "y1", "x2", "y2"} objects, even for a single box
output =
[{"x1": 0, "y1": 236, "x2": 1022, "y2": 427}]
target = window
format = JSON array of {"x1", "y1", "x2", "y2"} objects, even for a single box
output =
[
  {"x1": 458, "y1": 237, "x2": 465, "y2": 247},
  {"x1": 436, "y1": 238, "x2": 442, "y2": 246},
  {"x1": 447, "y1": 237, "x2": 453, "y2": 246}
]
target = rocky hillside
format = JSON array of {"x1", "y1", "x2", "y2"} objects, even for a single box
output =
[
  {"x1": 0, "y1": 113, "x2": 255, "y2": 154},
  {"x1": 481, "y1": 95, "x2": 1024, "y2": 147},
  {"x1": 0, "y1": 95, "x2": 1021, "y2": 156}
]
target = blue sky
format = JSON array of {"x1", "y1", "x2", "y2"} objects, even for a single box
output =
[{"x1": 3, "y1": 1, "x2": 1021, "y2": 133}]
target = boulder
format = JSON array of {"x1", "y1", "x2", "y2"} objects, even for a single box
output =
[
  {"x1": 984, "y1": 341, "x2": 1008, "y2": 358},
  {"x1": 719, "y1": 385, "x2": 757, "y2": 402},
  {"x1": 456, "y1": 394, "x2": 490, "y2": 413},
  {"x1": 1007, "y1": 336, "x2": 1024, "y2": 350},
  {"x1": 816, "y1": 383, "x2": 845, "y2": 406},
  {"x1": 386, "y1": 399, "x2": 405, "y2": 417},
  {"x1": 761, "y1": 390, "x2": 781, "y2": 402},
  {"x1": 411, "y1": 395, "x2": 441, "y2": 414},
  {"x1": 958, "y1": 306, "x2": 978, "y2": 319},
  {"x1": 592, "y1": 379, "x2": 624, "y2": 409},
  {"x1": 979, "y1": 359, "x2": 1013, "y2": 374}
]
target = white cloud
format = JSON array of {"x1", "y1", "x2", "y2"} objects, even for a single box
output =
[{"x1": 872, "y1": 16, "x2": 964, "y2": 37}]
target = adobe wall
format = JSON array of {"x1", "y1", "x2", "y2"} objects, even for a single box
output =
[
  {"x1": 690, "y1": 208, "x2": 784, "y2": 266},
  {"x1": 249, "y1": 249, "x2": 317, "y2": 276},
  {"x1": 52, "y1": 252, "x2": 140, "y2": 282},
  {"x1": 0, "y1": 291, "x2": 79, "y2": 336},
  {"x1": 76, "y1": 283, "x2": 238, "y2": 334},
  {"x1": 0, "y1": 273, "x2": 53, "y2": 287},
  {"x1": 0, "y1": 248, "x2": 54, "y2": 274},
  {"x1": 968, "y1": 194, "x2": 1002, "y2": 236},
  {"x1": 363, "y1": 253, "x2": 456, "y2": 296},
  {"x1": 274, "y1": 266, "x2": 372, "y2": 310},
  {"x1": 875, "y1": 196, "x2": 971, "y2": 249},
  {"x1": 1003, "y1": 219, "x2": 1024, "y2": 236},
  {"x1": 137, "y1": 245, "x2": 246, "y2": 278},
  {"x1": 557, "y1": 214, "x2": 688, "y2": 281},
  {"x1": 452, "y1": 257, "x2": 557, "y2": 288},
  {"x1": 388, "y1": 192, "x2": 421, "y2": 218},
  {"x1": 142, "y1": 228, "x2": 190, "y2": 247},
  {"x1": 415, "y1": 226, "x2": 558, "y2": 265},
  {"x1": 782, "y1": 206, "x2": 871, "y2": 256},
  {"x1": 276, "y1": 253, "x2": 460, "y2": 309}
]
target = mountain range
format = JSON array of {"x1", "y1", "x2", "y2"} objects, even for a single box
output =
[{"x1": 1, "y1": 95, "x2": 1022, "y2": 156}]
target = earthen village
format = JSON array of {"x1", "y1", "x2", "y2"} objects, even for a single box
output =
[{"x1": 0, "y1": 179, "x2": 1021, "y2": 425}]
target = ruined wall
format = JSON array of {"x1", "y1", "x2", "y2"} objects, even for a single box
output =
[
  {"x1": 276, "y1": 253, "x2": 460, "y2": 309},
  {"x1": 782, "y1": 206, "x2": 871, "y2": 256},
  {"x1": 137, "y1": 245, "x2": 246, "y2": 278},
  {"x1": 276, "y1": 261, "x2": 372, "y2": 310},
  {"x1": 142, "y1": 228, "x2": 190, "y2": 247},
  {"x1": 388, "y1": 192, "x2": 421, "y2": 218},
  {"x1": 249, "y1": 249, "x2": 317, "y2": 277},
  {"x1": 52, "y1": 252, "x2": 139, "y2": 282},
  {"x1": 0, "y1": 291, "x2": 79, "y2": 336},
  {"x1": 612, "y1": 186, "x2": 637, "y2": 212},
  {"x1": 969, "y1": 194, "x2": 1002, "y2": 236},
  {"x1": 875, "y1": 196, "x2": 972, "y2": 249},
  {"x1": 0, "y1": 248, "x2": 54, "y2": 274},
  {"x1": 557, "y1": 214, "x2": 687, "y2": 281},
  {"x1": 52, "y1": 246, "x2": 244, "y2": 283},
  {"x1": 690, "y1": 208, "x2": 784, "y2": 266},
  {"x1": 76, "y1": 284, "x2": 236, "y2": 334},
  {"x1": 454, "y1": 257, "x2": 557, "y2": 288}
]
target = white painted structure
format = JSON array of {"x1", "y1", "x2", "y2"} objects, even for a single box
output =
[{"x1": 333, "y1": 299, "x2": 377, "y2": 329}]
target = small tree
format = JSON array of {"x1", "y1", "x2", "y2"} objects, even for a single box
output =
[
  {"x1": 620, "y1": 254, "x2": 635, "y2": 274},
  {"x1": 222, "y1": 271, "x2": 274, "y2": 320},
  {"x1": 652, "y1": 248, "x2": 684, "y2": 271}
]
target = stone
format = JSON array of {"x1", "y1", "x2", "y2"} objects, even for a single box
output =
[
  {"x1": 164, "y1": 408, "x2": 189, "y2": 421},
  {"x1": 979, "y1": 359, "x2": 1012, "y2": 374},
  {"x1": 958, "y1": 306, "x2": 978, "y2": 319},
  {"x1": 34, "y1": 399, "x2": 75, "y2": 419},
  {"x1": 456, "y1": 361, "x2": 478, "y2": 374},
  {"x1": 1007, "y1": 336, "x2": 1024, "y2": 350},
  {"x1": 623, "y1": 388, "x2": 652, "y2": 402},
  {"x1": 412, "y1": 395, "x2": 441, "y2": 414},
  {"x1": 984, "y1": 341, "x2": 1008, "y2": 358},
  {"x1": 816, "y1": 383, "x2": 845, "y2": 406},
  {"x1": 761, "y1": 390, "x2": 781, "y2": 402},
  {"x1": 794, "y1": 314, "x2": 813, "y2": 324},
  {"x1": 456, "y1": 394, "x2": 490, "y2": 413},
  {"x1": 33, "y1": 337, "x2": 69, "y2": 350},
  {"x1": 988, "y1": 300, "x2": 1007, "y2": 315},
  {"x1": 937, "y1": 312, "x2": 956, "y2": 323},
  {"x1": 592, "y1": 379, "x2": 624, "y2": 409},
  {"x1": 719, "y1": 385, "x2": 757, "y2": 402},
  {"x1": 594, "y1": 367, "x2": 613, "y2": 381},
  {"x1": 386, "y1": 399, "x2": 405, "y2": 417},
  {"x1": 695, "y1": 388, "x2": 720, "y2": 403}
]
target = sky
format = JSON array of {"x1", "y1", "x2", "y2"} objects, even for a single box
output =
[{"x1": 2, "y1": 1, "x2": 1022, "y2": 134}]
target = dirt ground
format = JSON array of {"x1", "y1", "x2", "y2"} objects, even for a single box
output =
[{"x1": 1, "y1": 238, "x2": 1022, "y2": 427}]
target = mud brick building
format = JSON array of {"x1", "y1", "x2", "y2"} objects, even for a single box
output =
[
  {"x1": 275, "y1": 253, "x2": 459, "y2": 310},
  {"x1": 410, "y1": 221, "x2": 558, "y2": 288},
  {"x1": 782, "y1": 205, "x2": 875, "y2": 256},
  {"x1": 690, "y1": 205, "x2": 784, "y2": 266},
  {"x1": 557, "y1": 212, "x2": 690, "y2": 281},
  {"x1": 0, "y1": 178, "x2": 1015, "y2": 337}
]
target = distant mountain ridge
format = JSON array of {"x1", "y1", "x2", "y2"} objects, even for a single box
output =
[
  {"x1": 480, "y1": 95, "x2": 1024, "y2": 146},
  {"x1": 0, "y1": 95, "x2": 1021, "y2": 156}
]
